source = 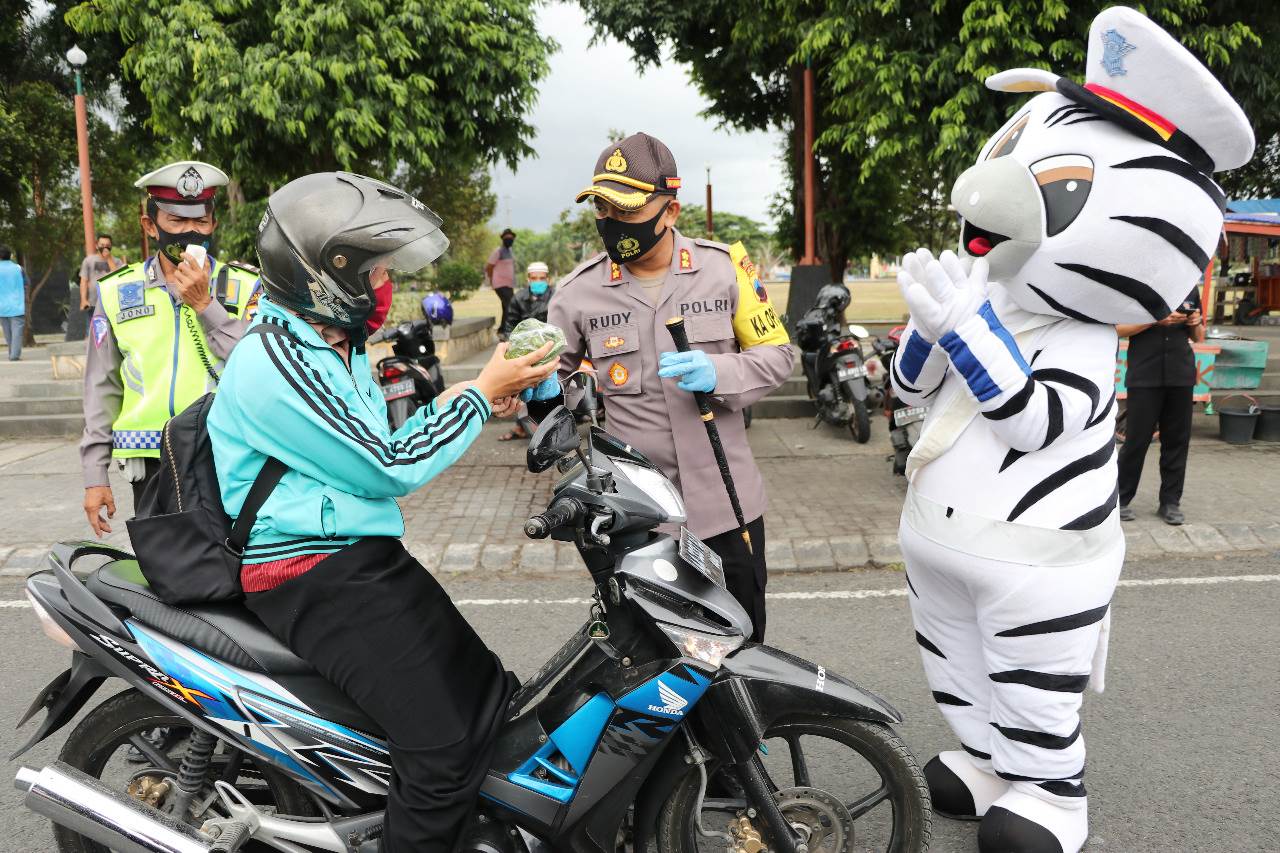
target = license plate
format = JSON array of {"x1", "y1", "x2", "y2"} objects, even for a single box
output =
[
  {"x1": 381, "y1": 379, "x2": 415, "y2": 401},
  {"x1": 679, "y1": 527, "x2": 725, "y2": 588},
  {"x1": 837, "y1": 364, "x2": 866, "y2": 381},
  {"x1": 894, "y1": 406, "x2": 927, "y2": 426}
]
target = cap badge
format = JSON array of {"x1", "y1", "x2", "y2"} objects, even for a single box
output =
[
  {"x1": 604, "y1": 148, "x2": 628, "y2": 173},
  {"x1": 1100, "y1": 28, "x2": 1136, "y2": 77},
  {"x1": 176, "y1": 166, "x2": 205, "y2": 199},
  {"x1": 679, "y1": 248, "x2": 692, "y2": 270},
  {"x1": 603, "y1": 335, "x2": 625, "y2": 350},
  {"x1": 608, "y1": 362, "x2": 629, "y2": 386},
  {"x1": 610, "y1": 262, "x2": 623, "y2": 282}
]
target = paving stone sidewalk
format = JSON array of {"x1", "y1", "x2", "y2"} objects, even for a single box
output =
[{"x1": 0, "y1": 416, "x2": 1276, "y2": 577}]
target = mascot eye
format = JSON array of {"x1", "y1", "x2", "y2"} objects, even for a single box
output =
[
  {"x1": 987, "y1": 114, "x2": 1030, "y2": 159},
  {"x1": 1030, "y1": 154, "x2": 1094, "y2": 237}
]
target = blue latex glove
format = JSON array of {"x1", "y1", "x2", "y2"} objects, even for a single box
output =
[
  {"x1": 658, "y1": 350, "x2": 717, "y2": 393},
  {"x1": 520, "y1": 375, "x2": 561, "y2": 403}
]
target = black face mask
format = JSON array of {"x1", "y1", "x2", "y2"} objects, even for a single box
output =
[
  {"x1": 155, "y1": 224, "x2": 212, "y2": 266},
  {"x1": 596, "y1": 200, "x2": 670, "y2": 264},
  {"x1": 502, "y1": 237, "x2": 515, "y2": 248}
]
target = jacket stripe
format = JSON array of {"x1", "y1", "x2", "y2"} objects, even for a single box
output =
[
  {"x1": 996, "y1": 603, "x2": 1110, "y2": 637},
  {"x1": 1056, "y1": 262, "x2": 1173, "y2": 322},
  {"x1": 991, "y1": 721, "x2": 1082, "y2": 750},
  {"x1": 1006, "y1": 437, "x2": 1115, "y2": 522},
  {"x1": 989, "y1": 669, "x2": 1091, "y2": 693},
  {"x1": 1112, "y1": 155, "x2": 1226, "y2": 212},
  {"x1": 932, "y1": 691, "x2": 972, "y2": 707},
  {"x1": 1111, "y1": 215, "x2": 1211, "y2": 270},
  {"x1": 1061, "y1": 484, "x2": 1118, "y2": 530},
  {"x1": 261, "y1": 332, "x2": 476, "y2": 468}
]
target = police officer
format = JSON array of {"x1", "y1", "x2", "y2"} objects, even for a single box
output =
[
  {"x1": 81, "y1": 161, "x2": 260, "y2": 536},
  {"x1": 534, "y1": 132, "x2": 793, "y2": 640},
  {"x1": 1117, "y1": 286, "x2": 1205, "y2": 526}
]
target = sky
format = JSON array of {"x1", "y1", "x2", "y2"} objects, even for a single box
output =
[{"x1": 488, "y1": 2, "x2": 786, "y2": 233}]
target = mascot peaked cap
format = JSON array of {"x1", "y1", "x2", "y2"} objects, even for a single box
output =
[{"x1": 951, "y1": 6, "x2": 1255, "y2": 325}]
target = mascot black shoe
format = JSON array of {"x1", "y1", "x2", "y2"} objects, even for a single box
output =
[{"x1": 890, "y1": 6, "x2": 1253, "y2": 853}]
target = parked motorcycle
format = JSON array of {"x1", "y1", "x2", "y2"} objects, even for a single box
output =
[
  {"x1": 880, "y1": 326, "x2": 928, "y2": 476},
  {"x1": 13, "y1": 373, "x2": 931, "y2": 853},
  {"x1": 796, "y1": 284, "x2": 875, "y2": 442},
  {"x1": 369, "y1": 318, "x2": 445, "y2": 430}
]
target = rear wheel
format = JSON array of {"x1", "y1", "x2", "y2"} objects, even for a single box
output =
[
  {"x1": 386, "y1": 396, "x2": 411, "y2": 431},
  {"x1": 657, "y1": 716, "x2": 930, "y2": 852},
  {"x1": 846, "y1": 389, "x2": 872, "y2": 444},
  {"x1": 53, "y1": 689, "x2": 317, "y2": 853}
]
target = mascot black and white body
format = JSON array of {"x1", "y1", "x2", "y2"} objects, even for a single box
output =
[{"x1": 891, "y1": 8, "x2": 1253, "y2": 852}]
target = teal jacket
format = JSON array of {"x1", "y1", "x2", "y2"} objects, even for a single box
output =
[{"x1": 209, "y1": 298, "x2": 491, "y2": 565}]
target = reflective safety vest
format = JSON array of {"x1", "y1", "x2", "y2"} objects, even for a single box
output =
[{"x1": 97, "y1": 257, "x2": 259, "y2": 458}]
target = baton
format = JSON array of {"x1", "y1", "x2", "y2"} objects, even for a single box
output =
[{"x1": 665, "y1": 316, "x2": 752, "y2": 554}]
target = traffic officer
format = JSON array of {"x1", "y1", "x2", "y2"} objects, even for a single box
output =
[
  {"x1": 81, "y1": 161, "x2": 260, "y2": 536},
  {"x1": 534, "y1": 132, "x2": 792, "y2": 640},
  {"x1": 1117, "y1": 285, "x2": 1206, "y2": 526}
]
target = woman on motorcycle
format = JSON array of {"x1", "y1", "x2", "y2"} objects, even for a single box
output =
[{"x1": 208, "y1": 172, "x2": 556, "y2": 852}]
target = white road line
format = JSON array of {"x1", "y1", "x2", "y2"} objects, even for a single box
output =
[{"x1": 0, "y1": 573, "x2": 1275, "y2": 611}]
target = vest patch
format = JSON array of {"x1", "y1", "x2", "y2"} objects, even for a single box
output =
[
  {"x1": 118, "y1": 282, "x2": 146, "y2": 309},
  {"x1": 117, "y1": 305, "x2": 156, "y2": 323}
]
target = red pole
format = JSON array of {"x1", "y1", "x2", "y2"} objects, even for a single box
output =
[
  {"x1": 801, "y1": 64, "x2": 817, "y2": 265},
  {"x1": 73, "y1": 72, "x2": 94, "y2": 257},
  {"x1": 705, "y1": 164, "x2": 714, "y2": 238}
]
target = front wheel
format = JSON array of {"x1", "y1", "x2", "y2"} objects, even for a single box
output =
[{"x1": 657, "y1": 717, "x2": 930, "y2": 852}]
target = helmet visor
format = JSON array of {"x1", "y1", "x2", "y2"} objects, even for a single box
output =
[{"x1": 367, "y1": 229, "x2": 450, "y2": 275}]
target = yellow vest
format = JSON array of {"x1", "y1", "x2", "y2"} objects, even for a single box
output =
[{"x1": 97, "y1": 257, "x2": 259, "y2": 458}]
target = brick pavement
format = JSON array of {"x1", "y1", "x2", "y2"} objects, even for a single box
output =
[{"x1": 0, "y1": 415, "x2": 1277, "y2": 577}]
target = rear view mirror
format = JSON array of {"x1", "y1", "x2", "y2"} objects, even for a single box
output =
[
  {"x1": 527, "y1": 406, "x2": 580, "y2": 472},
  {"x1": 565, "y1": 371, "x2": 599, "y2": 425},
  {"x1": 848, "y1": 324, "x2": 870, "y2": 339}
]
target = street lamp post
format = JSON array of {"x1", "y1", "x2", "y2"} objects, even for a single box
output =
[
  {"x1": 704, "y1": 163, "x2": 714, "y2": 238},
  {"x1": 66, "y1": 44, "x2": 95, "y2": 258}
]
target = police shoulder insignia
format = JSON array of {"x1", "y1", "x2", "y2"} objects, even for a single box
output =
[
  {"x1": 608, "y1": 362, "x2": 629, "y2": 386},
  {"x1": 610, "y1": 262, "x2": 623, "y2": 282},
  {"x1": 91, "y1": 316, "x2": 110, "y2": 348},
  {"x1": 679, "y1": 248, "x2": 692, "y2": 270}
]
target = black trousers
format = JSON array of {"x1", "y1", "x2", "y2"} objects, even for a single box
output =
[
  {"x1": 1118, "y1": 385, "x2": 1194, "y2": 508},
  {"x1": 705, "y1": 516, "x2": 768, "y2": 642},
  {"x1": 495, "y1": 287, "x2": 513, "y2": 336},
  {"x1": 129, "y1": 458, "x2": 162, "y2": 509},
  {"x1": 246, "y1": 538, "x2": 515, "y2": 853}
]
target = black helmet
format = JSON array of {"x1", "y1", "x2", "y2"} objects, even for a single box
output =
[
  {"x1": 256, "y1": 172, "x2": 448, "y2": 334},
  {"x1": 815, "y1": 283, "x2": 851, "y2": 314}
]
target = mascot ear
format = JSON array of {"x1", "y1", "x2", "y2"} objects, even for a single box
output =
[{"x1": 986, "y1": 68, "x2": 1060, "y2": 93}]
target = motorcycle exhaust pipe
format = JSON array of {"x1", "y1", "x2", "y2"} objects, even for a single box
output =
[{"x1": 16, "y1": 762, "x2": 213, "y2": 853}]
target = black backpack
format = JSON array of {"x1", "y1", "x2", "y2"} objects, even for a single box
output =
[{"x1": 126, "y1": 325, "x2": 290, "y2": 604}]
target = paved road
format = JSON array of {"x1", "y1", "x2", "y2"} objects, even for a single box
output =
[{"x1": 0, "y1": 553, "x2": 1275, "y2": 851}]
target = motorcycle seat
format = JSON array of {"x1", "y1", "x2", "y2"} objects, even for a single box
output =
[{"x1": 86, "y1": 560, "x2": 383, "y2": 735}]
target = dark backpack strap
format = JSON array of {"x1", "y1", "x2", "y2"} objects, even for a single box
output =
[{"x1": 226, "y1": 457, "x2": 288, "y2": 557}]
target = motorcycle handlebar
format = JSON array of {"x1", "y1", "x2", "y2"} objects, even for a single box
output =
[{"x1": 524, "y1": 498, "x2": 582, "y2": 539}]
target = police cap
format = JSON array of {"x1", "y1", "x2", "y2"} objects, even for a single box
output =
[
  {"x1": 575, "y1": 132, "x2": 681, "y2": 211},
  {"x1": 135, "y1": 161, "x2": 228, "y2": 217}
]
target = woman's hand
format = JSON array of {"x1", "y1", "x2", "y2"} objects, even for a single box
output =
[
  {"x1": 474, "y1": 342, "x2": 558, "y2": 401},
  {"x1": 491, "y1": 396, "x2": 521, "y2": 418}
]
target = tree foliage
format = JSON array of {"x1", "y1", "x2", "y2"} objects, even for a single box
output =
[{"x1": 580, "y1": 0, "x2": 1280, "y2": 273}]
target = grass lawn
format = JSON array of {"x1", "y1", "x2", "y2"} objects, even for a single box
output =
[{"x1": 391, "y1": 278, "x2": 908, "y2": 327}]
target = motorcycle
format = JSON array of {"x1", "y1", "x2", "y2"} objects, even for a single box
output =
[
  {"x1": 796, "y1": 284, "x2": 876, "y2": 443},
  {"x1": 13, "y1": 374, "x2": 932, "y2": 853},
  {"x1": 369, "y1": 318, "x2": 445, "y2": 430},
  {"x1": 879, "y1": 326, "x2": 928, "y2": 476}
]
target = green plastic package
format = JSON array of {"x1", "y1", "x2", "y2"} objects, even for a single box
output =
[{"x1": 505, "y1": 318, "x2": 567, "y2": 365}]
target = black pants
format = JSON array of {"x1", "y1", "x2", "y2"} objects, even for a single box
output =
[
  {"x1": 705, "y1": 516, "x2": 768, "y2": 642},
  {"x1": 1118, "y1": 385, "x2": 1194, "y2": 508},
  {"x1": 496, "y1": 287, "x2": 513, "y2": 337},
  {"x1": 130, "y1": 458, "x2": 162, "y2": 509},
  {"x1": 246, "y1": 538, "x2": 515, "y2": 853}
]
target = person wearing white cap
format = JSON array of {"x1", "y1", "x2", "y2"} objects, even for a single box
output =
[
  {"x1": 81, "y1": 161, "x2": 262, "y2": 537},
  {"x1": 888, "y1": 7, "x2": 1253, "y2": 852},
  {"x1": 497, "y1": 260, "x2": 555, "y2": 440}
]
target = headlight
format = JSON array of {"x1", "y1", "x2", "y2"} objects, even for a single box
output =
[
  {"x1": 657, "y1": 622, "x2": 744, "y2": 668},
  {"x1": 27, "y1": 592, "x2": 75, "y2": 650},
  {"x1": 614, "y1": 460, "x2": 686, "y2": 521}
]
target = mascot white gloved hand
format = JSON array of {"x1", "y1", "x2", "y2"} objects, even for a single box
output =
[{"x1": 889, "y1": 7, "x2": 1253, "y2": 853}]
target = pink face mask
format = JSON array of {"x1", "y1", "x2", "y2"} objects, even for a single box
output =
[{"x1": 365, "y1": 272, "x2": 394, "y2": 335}]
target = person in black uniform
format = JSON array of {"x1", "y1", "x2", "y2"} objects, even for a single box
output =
[{"x1": 1117, "y1": 286, "x2": 1206, "y2": 525}]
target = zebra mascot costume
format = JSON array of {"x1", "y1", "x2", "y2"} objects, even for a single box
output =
[{"x1": 891, "y1": 7, "x2": 1252, "y2": 852}]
